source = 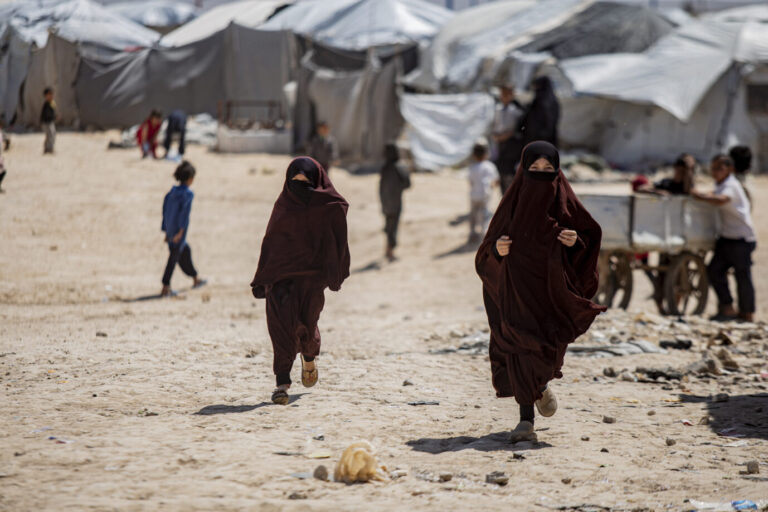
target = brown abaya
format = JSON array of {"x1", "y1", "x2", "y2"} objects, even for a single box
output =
[
  {"x1": 475, "y1": 141, "x2": 605, "y2": 405},
  {"x1": 251, "y1": 157, "x2": 350, "y2": 385}
]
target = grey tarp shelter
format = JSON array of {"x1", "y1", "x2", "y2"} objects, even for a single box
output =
[{"x1": 75, "y1": 23, "x2": 296, "y2": 128}]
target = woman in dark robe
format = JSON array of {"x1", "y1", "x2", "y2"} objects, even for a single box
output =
[
  {"x1": 475, "y1": 141, "x2": 605, "y2": 442},
  {"x1": 518, "y1": 77, "x2": 560, "y2": 147},
  {"x1": 251, "y1": 157, "x2": 350, "y2": 404}
]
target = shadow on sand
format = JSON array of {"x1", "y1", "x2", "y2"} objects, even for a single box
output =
[
  {"x1": 407, "y1": 432, "x2": 553, "y2": 454},
  {"x1": 195, "y1": 394, "x2": 309, "y2": 415},
  {"x1": 352, "y1": 260, "x2": 383, "y2": 273},
  {"x1": 434, "y1": 241, "x2": 479, "y2": 260},
  {"x1": 679, "y1": 392, "x2": 768, "y2": 441}
]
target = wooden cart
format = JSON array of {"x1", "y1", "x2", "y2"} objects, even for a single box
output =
[{"x1": 580, "y1": 194, "x2": 719, "y2": 316}]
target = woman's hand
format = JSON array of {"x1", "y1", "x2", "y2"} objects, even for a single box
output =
[
  {"x1": 558, "y1": 229, "x2": 577, "y2": 247},
  {"x1": 496, "y1": 236, "x2": 512, "y2": 256}
]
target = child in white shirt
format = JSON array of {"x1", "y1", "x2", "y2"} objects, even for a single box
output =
[{"x1": 469, "y1": 143, "x2": 498, "y2": 242}]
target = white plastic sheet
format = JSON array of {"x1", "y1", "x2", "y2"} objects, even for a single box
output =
[
  {"x1": 161, "y1": 0, "x2": 293, "y2": 47},
  {"x1": 400, "y1": 93, "x2": 494, "y2": 171},
  {"x1": 260, "y1": 0, "x2": 454, "y2": 50}
]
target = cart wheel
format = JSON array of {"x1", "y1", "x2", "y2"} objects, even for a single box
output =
[
  {"x1": 595, "y1": 251, "x2": 633, "y2": 310},
  {"x1": 664, "y1": 252, "x2": 709, "y2": 316}
]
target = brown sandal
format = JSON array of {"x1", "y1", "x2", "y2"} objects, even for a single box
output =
[
  {"x1": 301, "y1": 355, "x2": 318, "y2": 388},
  {"x1": 271, "y1": 387, "x2": 289, "y2": 405}
]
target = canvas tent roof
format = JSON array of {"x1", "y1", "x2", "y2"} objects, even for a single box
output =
[
  {"x1": 0, "y1": 0, "x2": 160, "y2": 49},
  {"x1": 161, "y1": 0, "x2": 293, "y2": 46},
  {"x1": 260, "y1": 0, "x2": 454, "y2": 50},
  {"x1": 108, "y1": 1, "x2": 198, "y2": 29},
  {"x1": 704, "y1": 5, "x2": 768, "y2": 23},
  {"x1": 404, "y1": 0, "x2": 674, "y2": 93},
  {"x1": 559, "y1": 18, "x2": 768, "y2": 122}
]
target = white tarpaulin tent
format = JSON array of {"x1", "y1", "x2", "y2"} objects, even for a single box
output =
[
  {"x1": 108, "y1": 1, "x2": 198, "y2": 30},
  {"x1": 0, "y1": 0, "x2": 160, "y2": 123},
  {"x1": 400, "y1": 93, "x2": 495, "y2": 171},
  {"x1": 161, "y1": 0, "x2": 293, "y2": 46},
  {"x1": 0, "y1": 0, "x2": 160, "y2": 49},
  {"x1": 260, "y1": 0, "x2": 454, "y2": 50},
  {"x1": 404, "y1": 0, "x2": 674, "y2": 93},
  {"x1": 556, "y1": 17, "x2": 768, "y2": 170}
]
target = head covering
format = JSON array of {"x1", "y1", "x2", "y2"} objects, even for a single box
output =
[
  {"x1": 520, "y1": 140, "x2": 559, "y2": 173},
  {"x1": 251, "y1": 157, "x2": 350, "y2": 297},
  {"x1": 287, "y1": 157, "x2": 320, "y2": 204},
  {"x1": 475, "y1": 141, "x2": 605, "y2": 405},
  {"x1": 519, "y1": 77, "x2": 560, "y2": 147},
  {"x1": 384, "y1": 143, "x2": 400, "y2": 164}
]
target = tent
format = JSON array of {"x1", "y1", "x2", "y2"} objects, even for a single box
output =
[
  {"x1": 0, "y1": 0, "x2": 160, "y2": 50},
  {"x1": 400, "y1": 93, "x2": 495, "y2": 171},
  {"x1": 260, "y1": 0, "x2": 454, "y2": 51},
  {"x1": 0, "y1": 0, "x2": 160, "y2": 124},
  {"x1": 403, "y1": 0, "x2": 674, "y2": 93},
  {"x1": 556, "y1": 18, "x2": 768, "y2": 171},
  {"x1": 161, "y1": 0, "x2": 293, "y2": 47},
  {"x1": 293, "y1": 46, "x2": 406, "y2": 167},
  {"x1": 76, "y1": 24, "x2": 296, "y2": 128},
  {"x1": 108, "y1": 1, "x2": 198, "y2": 32}
]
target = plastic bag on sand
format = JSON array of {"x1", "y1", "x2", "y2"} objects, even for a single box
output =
[{"x1": 334, "y1": 441, "x2": 387, "y2": 484}]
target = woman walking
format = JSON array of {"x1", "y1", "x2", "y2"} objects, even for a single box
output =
[
  {"x1": 251, "y1": 157, "x2": 350, "y2": 404},
  {"x1": 475, "y1": 141, "x2": 605, "y2": 442}
]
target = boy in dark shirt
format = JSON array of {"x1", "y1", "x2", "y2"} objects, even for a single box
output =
[
  {"x1": 41, "y1": 87, "x2": 57, "y2": 154},
  {"x1": 636, "y1": 154, "x2": 695, "y2": 196},
  {"x1": 161, "y1": 161, "x2": 206, "y2": 297},
  {"x1": 306, "y1": 121, "x2": 339, "y2": 172}
]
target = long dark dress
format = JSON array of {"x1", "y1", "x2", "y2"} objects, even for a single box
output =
[
  {"x1": 251, "y1": 157, "x2": 350, "y2": 385},
  {"x1": 518, "y1": 77, "x2": 560, "y2": 147},
  {"x1": 475, "y1": 143, "x2": 605, "y2": 405}
]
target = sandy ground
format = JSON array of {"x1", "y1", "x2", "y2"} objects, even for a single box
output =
[{"x1": 1, "y1": 133, "x2": 767, "y2": 511}]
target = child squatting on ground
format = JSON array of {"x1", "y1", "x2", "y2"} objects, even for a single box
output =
[
  {"x1": 475, "y1": 141, "x2": 605, "y2": 443},
  {"x1": 161, "y1": 161, "x2": 206, "y2": 297},
  {"x1": 250, "y1": 157, "x2": 350, "y2": 405}
]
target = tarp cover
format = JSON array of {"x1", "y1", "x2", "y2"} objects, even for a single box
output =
[
  {"x1": 560, "y1": 20, "x2": 748, "y2": 122},
  {"x1": 400, "y1": 93, "x2": 495, "y2": 171},
  {"x1": 161, "y1": 0, "x2": 293, "y2": 47},
  {"x1": 260, "y1": 0, "x2": 454, "y2": 50},
  {"x1": 75, "y1": 24, "x2": 295, "y2": 128},
  {"x1": 0, "y1": 0, "x2": 160, "y2": 49},
  {"x1": 404, "y1": 0, "x2": 673, "y2": 93},
  {"x1": 294, "y1": 52, "x2": 404, "y2": 165},
  {"x1": 108, "y1": 1, "x2": 198, "y2": 29}
]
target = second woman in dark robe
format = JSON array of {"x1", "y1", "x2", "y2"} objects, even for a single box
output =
[
  {"x1": 475, "y1": 141, "x2": 605, "y2": 442},
  {"x1": 251, "y1": 157, "x2": 350, "y2": 404}
]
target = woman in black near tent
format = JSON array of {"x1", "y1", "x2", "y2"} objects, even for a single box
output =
[{"x1": 518, "y1": 77, "x2": 560, "y2": 148}]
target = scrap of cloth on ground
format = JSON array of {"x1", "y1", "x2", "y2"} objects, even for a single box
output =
[
  {"x1": 250, "y1": 157, "x2": 350, "y2": 384},
  {"x1": 475, "y1": 141, "x2": 605, "y2": 405}
]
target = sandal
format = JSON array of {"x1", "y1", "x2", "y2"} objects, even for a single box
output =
[
  {"x1": 271, "y1": 387, "x2": 289, "y2": 405},
  {"x1": 509, "y1": 421, "x2": 537, "y2": 443},
  {"x1": 535, "y1": 386, "x2": 557, "y2": 418},
  {"x1": 301, "y1": 355, "x2": 318, "y2": 388}
]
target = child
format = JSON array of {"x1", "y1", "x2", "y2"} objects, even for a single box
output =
[
  {"x1": 307, "y1": 121, "x2": 339, "y2": 173},
  {"x1": 138, "y1": 110, "x2": 163, "y2": 159},
  {"x1": 475, "y1": 141, "x2": 605, "y2": 443},
  {"x1": 379, "y1": 143, "x2": 411, "y2": 261},
  {"x1": 161, "y1": 161, "x2": 206, "y2": 297},
  {"x1": 41, "y1": 87, "x2": 57, "y2": 154},
  {"x1": 251, "y1": 157, "x2": 350, "y2": 405},
  {"x1": 468, "y1": 143, "x2": 498, "y2": 243}
]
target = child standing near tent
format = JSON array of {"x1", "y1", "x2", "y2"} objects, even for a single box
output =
[
  {"x1": 138, "y1": 110, "x2": 163, "y2": 159},
  {"x1": 475, "y1": 141, "x2": 605, "y2": 443},
  {"x1": 41, "y1": 87, "x2": 57, "y2": 155},
  {"x1": 468, "y1": 143, "x2": 498, "y2": 243},
  {"x1": 379, "y1": 143, "x2": 411, "y2": 261},
  {"x1": 251, "y1": 157, "x2": 350, "y2": 405},
  {"x1": 161, "y1": 161, "x2": 206, "y2": 297},
  {"x1": 307, "y1": 121, "x2": 339, "y2": 173}
]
